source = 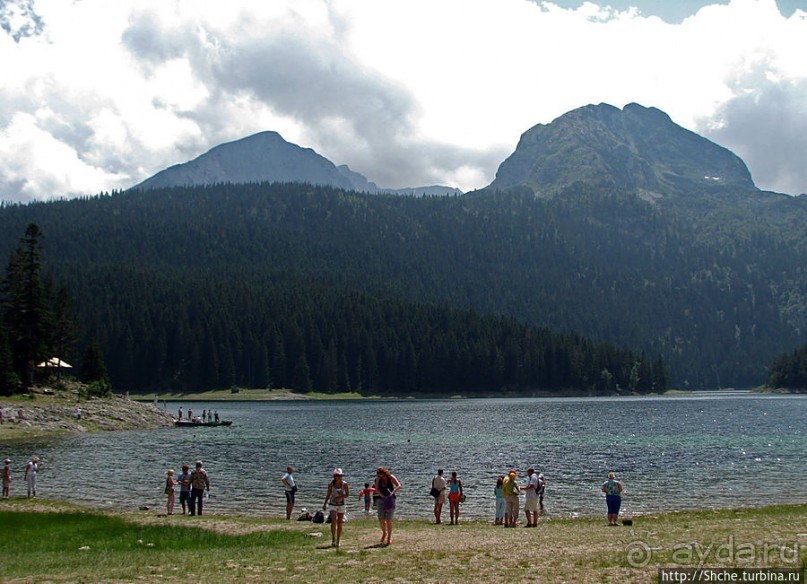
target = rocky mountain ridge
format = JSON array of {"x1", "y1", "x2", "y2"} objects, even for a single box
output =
[
  {"x1": 132, "y1": 131, "x2": 461, "y2": 196},
  {"x1": 488, "y1": 103, "x2": 757, "y2": 198}
]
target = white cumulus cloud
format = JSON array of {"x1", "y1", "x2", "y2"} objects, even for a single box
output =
[{"x1": 0, "y1": 0, "x2": 806, "y2": 201}]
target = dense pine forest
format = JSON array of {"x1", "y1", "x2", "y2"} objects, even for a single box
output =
[
  {"x1": 1, "y1": 180, "x2": 805, "y2": 391},
  {"x1": 0, "y1": 224, "x2": 110, "y2": 395},
  {"x1": 767, "y1": 344, "x2": 807, "y2": 391},
  {"x1": 0, "y1": 223, "x2": 664, "y2": 396}
]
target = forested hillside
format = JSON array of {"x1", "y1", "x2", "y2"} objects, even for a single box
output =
[
  {"x1": 767, "y1": 343, "x2": 807, "y2": 391},
  {"x1": 1, "y1": 180, "x2": 805, "y2": 391}
]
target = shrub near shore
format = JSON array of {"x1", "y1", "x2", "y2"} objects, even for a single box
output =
[{"x1": 0, "y1": 499, "x2": 803, "y2": 582}]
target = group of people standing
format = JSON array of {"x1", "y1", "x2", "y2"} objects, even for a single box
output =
[
  {"x1": 176, "y1": 407, "x2": 219, "y2": 424},
  {"x1": 163, "y1": 461, "x2": 210, "y2": 516},
  {"x1": 430, "y1": 467, "x2": 546, "y2": 527},
  {"x1": 280, "y1": 465, "x2": 403, "y2": 548},
  {"x1": 276, "y1": 465, "x2": 623, "y2": 542},
  {"x1": 496, "y1": 468, "x2": 546, "y2": 527},
  {"x1": 321, "y1": 466, "x2": 402, "y2": 547},
  {"x1": 2, "y1": 456, "x2": 40, "y2": 499}
]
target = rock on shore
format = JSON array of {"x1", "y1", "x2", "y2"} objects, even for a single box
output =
[{"x1": 0, "y1": 394, "x2": 175, "y2": 436}]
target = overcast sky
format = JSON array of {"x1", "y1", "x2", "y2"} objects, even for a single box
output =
[{"x1": 1, "y1": 0, "x2": 806, "y2": 202}]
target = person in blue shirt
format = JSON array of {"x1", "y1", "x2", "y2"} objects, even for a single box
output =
[{"x1": 601, "y1": 472, "x2": 623, "y2": 526}]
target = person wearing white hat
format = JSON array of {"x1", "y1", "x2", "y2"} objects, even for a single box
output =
[{"x1": 322, "y1": 468, "x2": 349, "y2": 547}]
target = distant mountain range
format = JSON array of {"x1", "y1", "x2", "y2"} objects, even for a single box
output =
[
  {"x1": 133, "y1": 102, "x2": 760, "y2": 200},
  {"x1": 132, "y1": 130, "x2": 462, "y2": 197},
  {"x1": 3, "y1": 102, "x2": 806, "y2": 392}
]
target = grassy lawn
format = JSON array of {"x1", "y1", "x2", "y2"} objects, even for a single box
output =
[{"x1": 0, "y1": 499, "x2": 804, "y2": 582}]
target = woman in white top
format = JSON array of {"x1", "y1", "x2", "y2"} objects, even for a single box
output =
[{"x1": 323, "y1": 468, "x2": 349, "y2": 547}]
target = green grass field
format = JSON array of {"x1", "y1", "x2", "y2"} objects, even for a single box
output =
[{"x1": 1, "y1": 499, "x2": 804, "y2": 582}]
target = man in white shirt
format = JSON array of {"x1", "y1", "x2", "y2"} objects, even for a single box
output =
[
  {"x1": 524, "y1": 467, "x2": 540, "y2": 527},
  {"x1": 281, "y1": 466, "x2": 297, "y2": 520},
  {"x1": 431, "y1": 469, "x2": 447, "y2": 524}
]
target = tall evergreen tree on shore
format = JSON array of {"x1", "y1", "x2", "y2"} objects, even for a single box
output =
[
  {"x1": 3, "y1": 224, "x2": 50, "y2": 388},
  {"x1": 81, "y1": 339, "x2": 110, "y2": 384},
  {"x1": 48, "y1": 281, "x2": 80, "y2": 371},
  {"x1": 0, "y1": 224, "x2": 93, "y2": 394}
]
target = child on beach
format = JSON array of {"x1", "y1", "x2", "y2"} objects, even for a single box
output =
[
  {"x1": 358, "y1": 483, "x2": 375, "y2": 512},
  {"x1": 165, "y1": 469, "x2": 176, "y2": 515}
]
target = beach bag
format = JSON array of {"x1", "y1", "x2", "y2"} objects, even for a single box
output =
[
  {"x1": 382, "y1": 495, "x2": 396, "y2": 511},
  {"x1": 312, "y1": 510, "x2": 325, "y2": 524},
  {"x1": 430, "y1": 487, "x2": 440, "y2": 498},
  {"x1": 459, "y1": 493, "x2": 466, "y2": 503}
]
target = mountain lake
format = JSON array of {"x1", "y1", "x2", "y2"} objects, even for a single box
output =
[{"x1": 2, "y1": 392, "x2": 804, "y2": 520}]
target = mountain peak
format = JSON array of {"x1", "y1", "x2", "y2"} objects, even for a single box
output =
[
  {"x1": 131, "y1": 132, "x2": 459, "y2": 196},
  {"x1": 488, "y1": 102, "x2": 756, "y2": 197},
  {"x1": 132, "y1": 131, "x2": 357, "y2": 192}
]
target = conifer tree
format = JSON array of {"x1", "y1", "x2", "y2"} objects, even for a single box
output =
[
  {"x1": 49, "y1": 284, "x2": 80, "y2": 371},
  {"x1": 3, "y1": 224, "x2": 51, "y2": 389},
  {"x1": 81, "y1": 339, "x2": 111, "y2": 397}
]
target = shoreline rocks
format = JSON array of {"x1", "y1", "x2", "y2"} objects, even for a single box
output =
[{"x1": 0, "y1": 394, "x2": 175, "y2": 437}]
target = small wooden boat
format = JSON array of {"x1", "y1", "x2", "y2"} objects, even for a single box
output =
[{"x1": 174, "y1": 419, "x2": 232, "y2": 427}]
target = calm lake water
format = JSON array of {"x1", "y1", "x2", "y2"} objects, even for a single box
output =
[{"x1": 3, "y1": 393, "x2": 804, "y2": 520}]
